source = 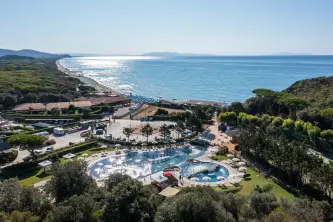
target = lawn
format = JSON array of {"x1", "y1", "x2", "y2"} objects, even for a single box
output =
[
  {"x1": 18, "y1": 146, "x2": 116, "y2": 186},
  {"x1": 214, "y1": 168, "x2": 293, "y2": 199},
  {"x1": 212, "y1": 155, "x2": 228, "y2": 161},
  {"x1": 18, "y1": 168, "x2": 52, "y2": 186}
]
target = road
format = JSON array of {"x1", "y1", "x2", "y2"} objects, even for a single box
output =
[{"x1": 13, "y1": 119, "x2": 178, "y2": 164}]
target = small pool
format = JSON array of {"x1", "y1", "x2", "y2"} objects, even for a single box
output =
[
  {"x1": 180, "y1": 161, "x2": 229, "y2": 182},
  {"x1": 88, "y1": 146, "x2": 207, "y2": 179}
]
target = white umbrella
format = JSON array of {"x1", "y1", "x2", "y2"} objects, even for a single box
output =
[
  {"x1": 82, "y1": 153, "x2": 89, "y2": 157},
  {"x1": 77, "y1": 157, "x2": 84, "y2": 160},
  {"x1": 142, "y1": 143, "x2": 147, "y2": 146},
  {"x1": 232, "y1": 158, "x2": 240, "y2": 162},
  {"x1": 202, "y1": 176, "x2": 211, "y2": 181},
  {"x1": 227, "y1": 154, "x2": 234, "y2": 158},
  {"x1": 171, "y1": 140, "x2": 177, "y2": 143},
  {"x1": 237, "y1": 162, "x2": 246, "y2": 167},
  {"x1": 217, "y1": 176, "x2": 225, "y2": 181},
  {"x1": 238, "y1": 167, "x2": 247, "y2": 172},
  {"x1": 115, "y1": 144, "x2": 121, "y2": 147},
  {"x1": 226, "y1": 159, "x2": 232, "y2": 164},
  {"x1": 190, "y1": 177, "x2": 199, "y2": 181}
]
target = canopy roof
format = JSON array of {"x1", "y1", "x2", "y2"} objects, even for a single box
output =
[
  {"x1": 63, "y1": 153, "x2": 76, "y2": 159},
  {"x1": 159, "y1": 187, "x2": 180, "y2": 197},
  {"x1": 38, "y1": 160, "x2": 52, "y2": 167}
]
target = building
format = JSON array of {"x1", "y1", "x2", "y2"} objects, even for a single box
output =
[{"x1": 12, "y1": 95, "x2": 131, "y2": 111}]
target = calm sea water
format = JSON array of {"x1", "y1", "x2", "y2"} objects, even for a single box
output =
[{"x1": 60, "y1": 56, "x2": 333, "y2": 102}]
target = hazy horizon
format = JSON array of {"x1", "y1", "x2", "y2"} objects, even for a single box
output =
[{"x1": 2, "y1": 0, "x2": 333, "y2": 55}]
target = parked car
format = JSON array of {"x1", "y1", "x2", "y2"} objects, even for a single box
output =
[{"x1": 46, "y1": 146, "x2": 54, "y2": 151}]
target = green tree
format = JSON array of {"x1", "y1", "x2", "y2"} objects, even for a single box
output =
[
  {"x1": 175, "y1": 121, "x2": 185, "y2": 138},
  {"x1": 45, "y1": 161, "x2": 96, "y2": 202},
  {"x1": 50, "y1": 107, "x2": 59, "y2": 115},
  {"x1": 229, "y1": 102, "x2": 245, "y2": 115},
  {"x1": 278, "y1": 95, "x2": 309, "y2": 120},
  {"x1": 46, "y1": 194, "x2": 96, "y2": 222},
  {"x1": 0, "y1": 179, "x2": 22, "y2": 214},
  {"x1": 140, "y1": 124, "x2": 153, "y2": 143},
  {"x1": 68, "y1": 104, "x2": 76, "y2": 114},
  {"x1": 321, "y1": 129, "x2": 333, "y2": 142},
  {"x1": 218, "y1": 112, "x2": 237, "y2": 126},
  {"x1": 159, "y1": 124, "x2": 171, "y2": 140},
  {"x1": 186, "y1": 113, "x2": 203, "y2": 132},
  {"x1": 155, "y1": 192, "x2": 235, "y2": 222},
  {"x1": 252, "y1": 88, "x2": 280, "y2": 114},
  {"x1": 122, "y1": 127, "x2": 134, "y2": 141},
  {"x1": 250, "y1": 191, "x2": 278, "y2": 218},
  {"x1": 104, "y1": 173, "x2": 132, "y2": 192},
  {"x1": 320, "y1": 108, "x2": 333, "y2": 120},
  {"x1": 103, "y1": 179, "x2": 161, "y2": 222},
  {"x1": 8, "y1": 211, "x2": 40, "y2": 222},
  {"x1": 3, "y1": 95, "x2": 17, "y2": 108},
  {"x1": 8, "y1": 134, "x2": 45, "y2": 158}
]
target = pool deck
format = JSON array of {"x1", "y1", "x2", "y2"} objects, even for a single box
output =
[
  {"x1": 34, "y1": 146, "x2": 242, "y2": 188},
  {"x1": 87, "y1": 148, "x2": 242, "y2": 187}
]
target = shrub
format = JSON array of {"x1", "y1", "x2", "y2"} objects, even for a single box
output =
[
  {"x1": 262, "y1": 183, "x2": 274, "y2": 192},
  {"x1": 44, "y1": 139, "x2": 56, "y2": 146},
  {"x1": 216, "y1": 145, "x2": 228, "y2": 155},
  {"x1": 234, "y1": 144, "x2": 240, "y2": 151},
  {"x1": 0, "y1": 150, "x2": 18, "y2": 164},
  {"x1": 155, "y1": 108, "x2": 169, "y2": 116},
  {"x1": 50, "y1": 153, "x2": 59, "y2": 162}
]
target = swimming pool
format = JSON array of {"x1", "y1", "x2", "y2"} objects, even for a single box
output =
[
  {"x1": 180, "y1": 161, "x2": 229, "y2": 182},
  {"x1": 88, "y1": 146, "x2": 207, "y2": 179}
]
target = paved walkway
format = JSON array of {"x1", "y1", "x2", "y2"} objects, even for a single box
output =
[{"x1": 208, "y1": 115, "x2": 236, "y2": 153}]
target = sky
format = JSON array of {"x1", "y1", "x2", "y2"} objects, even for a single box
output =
[{"x1": 1, "y1": 0, "x2": 333, "y2": 55}]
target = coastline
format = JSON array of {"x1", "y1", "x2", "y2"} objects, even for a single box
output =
[
  {"x1": 56, "y1": 59, "x2": 225, "y2": 106},
  {"x1": 56, "y1": 59, "x2": 120, "y2": 95}
]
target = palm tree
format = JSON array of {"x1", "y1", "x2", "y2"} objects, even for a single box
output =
[
  {"x1": 123, "y1": 127, "x2": 134, "y2": 141},
  {"x1": 141, "y1": 124, "x2": 153, "y2": 143},
  {"x1": 159, "y1": 124, "x2": 171, "y2": 140},
  {"x1": 176, "y1": 121, "x2": 185, "y2": 138}
]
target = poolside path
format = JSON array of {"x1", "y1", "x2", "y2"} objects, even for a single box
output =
[{"x1": 208, "y1": 116, "x2": 236, "y2": 153}]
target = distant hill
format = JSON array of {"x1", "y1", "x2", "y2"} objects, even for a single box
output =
[
  {"x1": 272, "y1": 52, "x2": 313, "y2": 56},
  {"x1": 284, "y1": 76, "x2": 333, "y2": 107},
  {"x1": 0, "y1": 55, "x2": 35, "y2": 60},
  {"x1": 140, "y1": 52, "x2": 216, "y2": 57},
  {"x1": 0, "y1": 49, "x2": 71, "y2": 58}
]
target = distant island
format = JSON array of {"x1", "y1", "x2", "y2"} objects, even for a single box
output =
[
  {"x1": 271, "y1": 52, "x2": 313, "y2": 56},
  {"x1": 0, "y1": 48, "x2": 71, "y2": 58}
]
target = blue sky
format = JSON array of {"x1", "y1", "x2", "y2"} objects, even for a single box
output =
[{"x1": 1, "y1": 0, "x2": 333, "y2": 55}]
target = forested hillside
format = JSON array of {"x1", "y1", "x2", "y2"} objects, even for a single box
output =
[
  {"x1": 0, "y1": 58, "x2": 91, "y2": 109},
  {"x1": 284, "y1": 76, "x2": 333, "y2": 108}
]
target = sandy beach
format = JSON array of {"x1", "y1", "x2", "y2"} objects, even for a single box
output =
[
  {"x1": 56, "y1": 59, "x2": 225, "y2": 106},
  {"x1": 56, "y1": 59, "x2": 120, "y2": 95}
]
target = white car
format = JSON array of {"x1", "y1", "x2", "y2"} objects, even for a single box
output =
[{"x1": 46, "y1": 146, "x2": 54, "y2": 151}]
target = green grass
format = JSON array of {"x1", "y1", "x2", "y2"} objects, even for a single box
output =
[
  {"x1": 18, "y1": 168, "x2": 52, "y2": 186},
  {"x1": 212, "y1": 155, "x2": 228, "y2": 161},
  {"x1": 17, "y1": 146, "x2": 115, "y2": 186},
  {"x1": 213, "y1": 168, "x2": 293, "y2": 199},
  {"x1": 238, "y1": 168, "x2": 293, "y2": 199}
]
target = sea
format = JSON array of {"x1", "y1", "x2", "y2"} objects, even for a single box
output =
[{"x1": 60, "y1": 56, "x2": 333, "y2": 103}]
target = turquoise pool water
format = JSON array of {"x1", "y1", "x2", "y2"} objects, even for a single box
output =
[{"x1": 89, "y1": 146, "x2": 207, "y2": 179}]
